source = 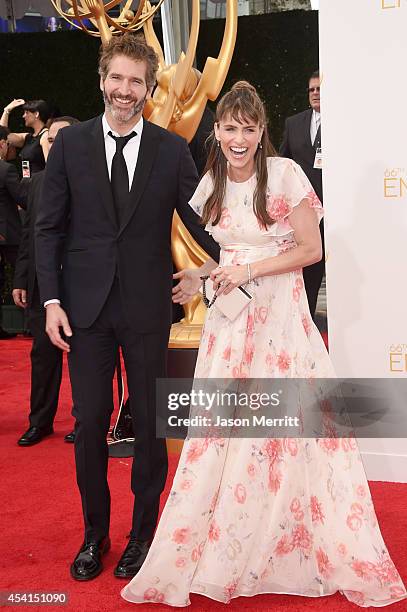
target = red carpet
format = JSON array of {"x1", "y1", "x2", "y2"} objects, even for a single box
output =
[{"x1": 1, "y1": 337, "x2": 406, "y2": 611}]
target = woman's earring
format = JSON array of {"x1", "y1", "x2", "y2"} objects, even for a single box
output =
[
  {"x1": 216, "y1": 140, "x2": 220, "y2": 147},
  {"x1": 258, "y1": 142, "x2": 263, "y2": 149}
]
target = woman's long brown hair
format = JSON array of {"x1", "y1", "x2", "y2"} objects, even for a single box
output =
[{"x1": 201, "y1": 81, "x2": 277, "y2": 229}]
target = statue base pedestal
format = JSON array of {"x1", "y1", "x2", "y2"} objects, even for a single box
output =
[{"x1": 168, "y1": 322, "x2": 202, "y2": 349}]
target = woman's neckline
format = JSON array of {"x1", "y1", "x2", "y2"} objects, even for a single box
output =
[{"x1": 227, "y1": 171, "x2": 256, "y2": 185}]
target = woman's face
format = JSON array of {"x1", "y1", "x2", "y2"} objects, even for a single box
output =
[
  {"x1": 214, "y1": 114, "x2": 263, "y2": 181},
  {"x1": 22, "y1": 110, "x2": 37, "y2": 128}
]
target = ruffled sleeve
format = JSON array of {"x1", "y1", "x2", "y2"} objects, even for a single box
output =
[
  {"x1": 188, "y1": 171, "x2": 215, "y2": 235},
  {"x1": 263, "y1": 158, "x2": 323, "y2": 236},
  {"x1": 188, "y1": 171, "x2": 214, "y2": 217}
]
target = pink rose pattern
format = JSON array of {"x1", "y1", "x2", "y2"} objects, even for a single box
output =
[
  {"x1": 266, "y1": 193, "x2": 292, "y2": 220},
  {"x1": 122, "y1": 158, "x2": 406, "y2": 608}
]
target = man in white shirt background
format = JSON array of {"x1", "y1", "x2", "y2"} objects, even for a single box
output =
[
  {"x1": 279, "y1": 70, "x2": 324, "y2": 320},
  {"x1": 13, "y1": 117, "x2": 78, "y2": 447}
]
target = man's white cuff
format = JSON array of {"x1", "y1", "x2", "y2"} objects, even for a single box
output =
[{"x1": 44, "y1": 299, "x2": 61, "y2": 307}]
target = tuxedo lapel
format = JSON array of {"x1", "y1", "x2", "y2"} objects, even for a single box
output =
[
  {"x1": 88, "y1": 116, "x2": 118, "y2": 230},
  {"x1": 118, "y1": 121, "x2": 160, "y2": 237}
]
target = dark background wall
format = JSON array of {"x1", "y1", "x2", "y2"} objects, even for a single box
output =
[{"x1": 1, "y1": 10, "x2": 319, "y2": 147}]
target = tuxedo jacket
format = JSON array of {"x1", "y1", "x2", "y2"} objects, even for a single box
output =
[
  {"x1": 279, "y1": 108, "x2": 323, "y2": 203},
  {"x1": 0, "y1": 160, "x2": 25, "y2": 246},
  {"x1": 13, "y1": 171, "x2": 44, "y2": 307},
  {"x1": 35, "y1": 116, "x2": 220, "y2": 332}
]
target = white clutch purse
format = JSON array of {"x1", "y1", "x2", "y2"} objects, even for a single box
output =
[{"x1": 200, "y1": 276, "x2": 252, "y2": 322}]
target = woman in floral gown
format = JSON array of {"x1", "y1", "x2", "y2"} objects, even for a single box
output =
[{"x1": 121, "y1": 82, "x2": 406, "y2": 608}]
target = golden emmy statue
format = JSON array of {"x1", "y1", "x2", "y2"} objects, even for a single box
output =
[
  {"x1": 50, "y1": 0, "x2": 166, "y2": 43},
  {"x1": 143, "y1": 0, "x2": 237, "y2": 347},
  {"x1": 52, "y1": 0, "x2": 237, "y2": 348}
]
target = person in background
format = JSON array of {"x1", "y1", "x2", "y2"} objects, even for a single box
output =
[
  {"x1": 13, "y1": 117, "x2": 77, "y2": 446},
  {"x1": 279, "y1": 70, "x2": 324, "y2": 320},
  {"x1": 0, "y1": 126, "x2": 26, "y2": 339},
  {"x1": 1, "y1": 99, "x2": 50, "y2": 177},
  {"x1": 188, "y1": 105, "x2": 215, "y2": 178}
]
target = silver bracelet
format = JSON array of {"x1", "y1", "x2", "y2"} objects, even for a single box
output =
[{"x1": 247, "y1": 263, "x2": 251, "y2": 283}]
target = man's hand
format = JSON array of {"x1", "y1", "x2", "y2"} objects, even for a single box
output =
[
  {"x1": 172, "y1": 269, "x2": 202, "y2": 305},
  {"x1": 45, "y1": 303, "x2": 72, "y2": 351},
  {"x1": 12, "y1": 288, "x2": 27, "y2": 308}
]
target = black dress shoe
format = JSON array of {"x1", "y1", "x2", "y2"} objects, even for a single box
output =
[
  {"x1": 114, "y1": 538, "x2": 151, "y2": 578},
  {"x1": 70, "y1": 536, "x2": 111, "y2": 581},
  {"x1": 0, "y1": 327, "x2": 16, "y2": 339},
  {"x1": 64, "y1": 430, "x2": 75, "y2": 443},
  {"x1": 17, "y1": 426, "x2": 54, "y2": 446}
]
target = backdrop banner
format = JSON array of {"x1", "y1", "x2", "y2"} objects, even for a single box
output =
[{"x1": 319, "y1": 0, "x2": 407, "y2": 482}]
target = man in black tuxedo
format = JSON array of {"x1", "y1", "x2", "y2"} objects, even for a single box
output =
[
  {"x1": 13, "y1": 117, "x2": 77, "y2": 447},
  {"x1": 0, "y1": 126, "x2": 25, "y2": 338},
  {"x1": 35, "y1": 34, "x2": 219, "y2": 581},
  {"x1": 279, "y1": 70, "x2": 324, "y2": 319}
]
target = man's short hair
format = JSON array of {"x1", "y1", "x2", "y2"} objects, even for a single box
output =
[
  {"x1": 0, "y1": 126, "x2": 10, "y2": 141},
  {"x1": 309, "y1": 70, "x2": 320, "y2": 81},
  {"x1": 49, "y1": 116, "x2": 80, "y2": 127},
  {"x1": 98, "y1": 33, "x2": 159, "y2": 90},
  {"x1": 22, "y1": 99, "x2": 50, "y2": 123}
]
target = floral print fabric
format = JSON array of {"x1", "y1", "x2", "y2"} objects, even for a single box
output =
[{"x1": 121, "y1": 158, "x2": 406, "y2": 608}]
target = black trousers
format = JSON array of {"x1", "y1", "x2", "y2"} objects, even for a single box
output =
[
  {"x1": 27, "y1": 291, "x2": 63, "y2": 429},
  {"x1": 68, "y1": 279, "x2": 169, "y2": 543},
  {"x1": 303, "y1": 219, "x2": 325, "y2": 320},
  {"x1": 0, "y1": 245, "x2": 19, "y2": 327}
]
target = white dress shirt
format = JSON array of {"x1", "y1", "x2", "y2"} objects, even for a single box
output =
[
  {"x1": 310, "y1": 110, "x2": 321, "y2": 145},
  {"x1": 44, "y1": 114, "x2": 144, "y2": 307},
  {"x1": 102, "y1": 113, "x2": 143, "y2": 189}
]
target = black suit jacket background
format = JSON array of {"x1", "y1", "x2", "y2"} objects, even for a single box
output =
[
  {"x1": 279, "y1": 108, "x2": 323, "y2": 202},
  {"x1": 35, "y1": 117, "x2": 220, "y2": 332},
  {"x1": 0, "y1": 160, "x2": 24, "y2": 246},
  {"x1": 188, "y1": 107, "x2": 214, "y2": 177},
  {"x1": 13, "y1": 171, "x2": 44, "y2": 307}
]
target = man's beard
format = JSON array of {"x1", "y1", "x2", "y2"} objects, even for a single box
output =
[{"x1": 103, "y1": 89, "x2": 146, "y2": 124}]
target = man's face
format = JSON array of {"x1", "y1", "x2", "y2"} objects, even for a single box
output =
[
  {"x1": 47, "y1": 121, "x2": 70, "y2": 149},
  {"x1": 100, "y1": 54, "x2": 152, "y2": 125},
  {"x1": 308, "y1": 77, "x2": 320, "y2": 112}
]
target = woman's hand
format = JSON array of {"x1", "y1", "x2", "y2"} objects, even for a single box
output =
[
  {"x1": 172, "y1": 269, "x2": 203, "y2": 304},
  {"x1": 210, "y1": 265, "x2": 249, "y2": 296},
  {"x1": 4, "y1": 99, "x2": 25, "y2": 113}
]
